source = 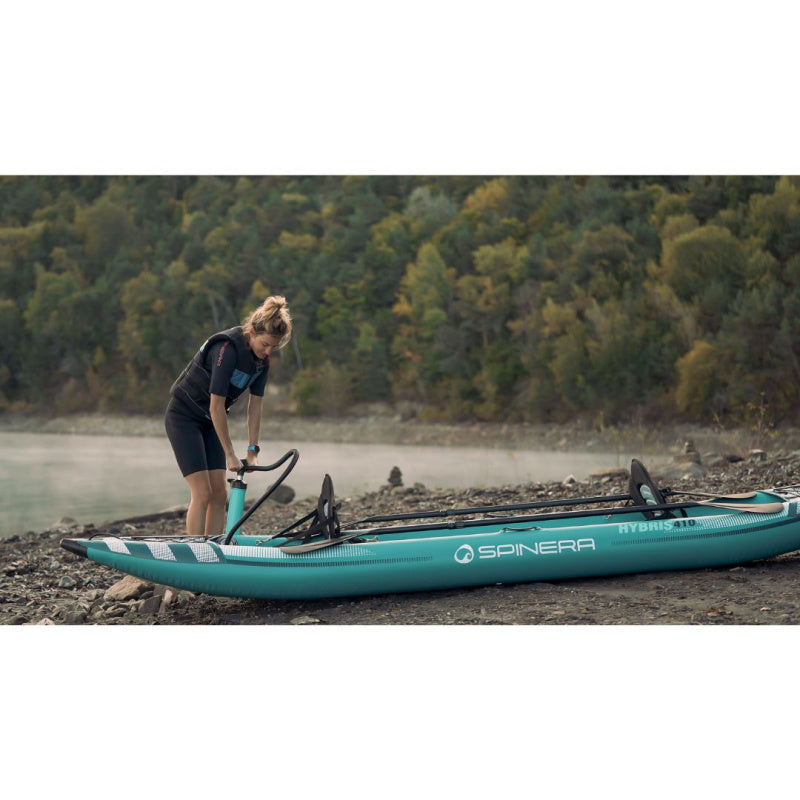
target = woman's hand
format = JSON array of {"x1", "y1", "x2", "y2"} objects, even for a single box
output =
[
  {"x1": 245, "y1": 450, "x2": 259, "y2": 468},
  {"x1": 226, "y1": 452, "x2": 243, "y2": 472}
]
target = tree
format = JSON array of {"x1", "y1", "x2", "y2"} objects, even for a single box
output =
[
  {"x1": 21, "y1": 265, "x2": 101, "y2": 408},
  {"x1": 404, "y1": 186, "x2": 457, "y2": 235},
  {"x1": 567, "y1": 224, "x2": 640, "y2": 301},
  {"x1": 660, "y1": 224, "x2": 748, "y2": 333},
  {"x1": 747, "y1": 177, "x2": 800, "y2": 263},
  {"x1": 75, "y1": 198, "x2": 135, "y2": 282},
  {"x1": 391, "y1": 243, "x2": 456, "y2": 402},
  {"x1": 117, "y1": 262, "x2": 200, "y2": 410},
  {"x1": 538, "y1": 297, "x2": 592, "y2": 416},
  {"x1": 0, "y1": 298, "x2": 21, "y2": 408},
  {"x1": 675, "y1": 340, "x2": 728, "y2": 419},
  {"x1": 350, "y1": 320, "x2": 391, "y2": 401}
]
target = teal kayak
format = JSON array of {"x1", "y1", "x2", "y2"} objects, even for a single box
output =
[{"x1": 60, "y1": 457, "x2": 800, "y2": 600}]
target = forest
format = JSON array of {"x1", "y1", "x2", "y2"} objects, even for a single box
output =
[{"x1": 1, "y1": 175, "x2": 799, "y2": 427}]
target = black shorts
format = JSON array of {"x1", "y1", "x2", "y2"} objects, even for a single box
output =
[{"x1": 164, "y1": 399, "x2": 226, "y2": 476}]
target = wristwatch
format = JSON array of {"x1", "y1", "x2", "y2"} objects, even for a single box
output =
[{"x1": 247, "y1": 444, "x2": 260, "y2": 454}]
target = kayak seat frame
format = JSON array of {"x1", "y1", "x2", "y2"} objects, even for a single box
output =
[
  {"x1": 271, "y1": 473, "x2": 344, "y2": 547},
  {"x1": 629, "y1": 458, "x2": 674, "y2": 520}
]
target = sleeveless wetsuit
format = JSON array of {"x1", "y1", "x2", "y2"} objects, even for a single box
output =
[{"x1": 164, "y1": 327, "x2": 269, "y2": 476}]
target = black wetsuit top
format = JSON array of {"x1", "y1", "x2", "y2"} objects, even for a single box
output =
[{"x1": 169, "y1": 326, "x2": 269, "y2": 421}]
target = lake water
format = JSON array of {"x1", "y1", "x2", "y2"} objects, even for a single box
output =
[{"x1": 0, "y1": 431, "x2": 643, "y2": 537}]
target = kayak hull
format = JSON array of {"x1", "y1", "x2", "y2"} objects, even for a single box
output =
[{"x1": 60, "y1": 490, "x2": 800, "y2": 599}]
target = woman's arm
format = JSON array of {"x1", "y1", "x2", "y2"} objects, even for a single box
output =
[
  {"x1": 209, "y1": 393, "x2": 241, "y2": 472},
  {"x1": 246, "y1": 394, "x2": 263, "y2": 465}
]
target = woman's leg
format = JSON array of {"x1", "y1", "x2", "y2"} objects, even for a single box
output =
[
  {"x1": 166, "y1": 405, "x2": 225, "y2": 536},
  {"x1": 205, "y1": 469, "x2": 228, "y2": 536},
  {"x1": 184, "y1": 470, "x2": 214, "y2": 536}
]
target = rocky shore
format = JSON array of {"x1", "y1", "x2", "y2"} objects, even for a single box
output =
[
  {"x1": 4, "y1": 408, "x2": 796, "y2": 453},
  {"x1": 4, "y1": 435, "x2": 800, "y2": 626}
]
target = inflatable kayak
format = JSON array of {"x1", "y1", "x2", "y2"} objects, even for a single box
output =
[{"x1": 60, "y1": 454, "x2": 800, "y2": 600}]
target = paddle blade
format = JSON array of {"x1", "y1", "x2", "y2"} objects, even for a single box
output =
[{"x1": 699, "y1": 501, "x2": 784, "y2": 514}]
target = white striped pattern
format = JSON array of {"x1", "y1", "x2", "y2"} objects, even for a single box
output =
[
  {"x1": 146, "y1": 541, "x2": 177, "y2": 561},
  {"x1": 104, "y1": 538, "x2": 131, "y2": 554},
  {"x1": 185, "y1": 542, "x2": 220, "y2": 563}
]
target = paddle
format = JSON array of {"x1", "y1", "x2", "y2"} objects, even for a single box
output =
[
  {"x1": 279, "y1": 531, "x2": 373, "y2": 554},
  {"x1": 346, "y1": 491, "x2": 780, "y2": 529},
  {"x1": 278, "y1": 499, "x2": 787, "y2": 553},
  {"x1": 666, "y1": 490, "x2": 757, "y2": 500},
  {"x1": 696, "y1": 500, "x2": 784, "y2": 513},
  {"x1": 273, "y1": 497, "x2": 788, "y2": 553},
  {"x1": 348, "y1": 492, "x2": 635, "y2": 527}
]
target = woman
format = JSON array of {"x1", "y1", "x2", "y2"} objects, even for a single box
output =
[{"x1": 165, "y1": 295, "x2": 293, "y2": 537}]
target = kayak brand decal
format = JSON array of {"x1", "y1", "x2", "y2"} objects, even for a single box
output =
[
  {"x1": 617, "y1": 519, "x2": 701, "y2": 534},
  {"x1": 454, "y1": 544, "x2": 475, "y2": 564},
  {"x1": 454, "y1": 539, "x2": 595, "y2": 564}
]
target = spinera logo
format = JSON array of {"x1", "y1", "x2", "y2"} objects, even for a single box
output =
[
  {"x1": 454, "y1": 538, "x2": 596, "y2": 564},
  {"x1": 454, "y1": 544, "x2": 475, "y2": 564}
]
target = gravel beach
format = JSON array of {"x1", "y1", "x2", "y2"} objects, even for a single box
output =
[{"x1": 4, "y1": 416, "x2": 800, "y2": 626}]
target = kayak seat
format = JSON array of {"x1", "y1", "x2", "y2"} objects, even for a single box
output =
[
  {"x1": 629, "y1": 458, "x2": 672, "y2": 520},
  {"x1": 279, "y1": 473, "x2": 342, "y2": 546},
  {"x1": 316, "y1": 473, "x2": 341, "y2": 540}
]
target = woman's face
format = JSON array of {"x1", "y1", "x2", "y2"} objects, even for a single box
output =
[{"x1": 249, "y1": 332, "x2": 283, "y2": 359}]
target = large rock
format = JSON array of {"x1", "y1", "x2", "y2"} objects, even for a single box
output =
[
  {"x1": 104, "y1": 575, "x2": 152, "y2": 601},
  {"x1": 674, "y1": 440, "x2": 702, "y2": 466},
  {"x1": 270, "y1": 484, "x2": 296, "y2": 504}
]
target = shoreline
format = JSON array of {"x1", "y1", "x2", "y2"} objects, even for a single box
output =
[
  {"x1": 0, "y1": 410, "x2": 794, "y2": 456},
  {"x1": 3, "y1": 410, "x2": 797, "y2": 542}
]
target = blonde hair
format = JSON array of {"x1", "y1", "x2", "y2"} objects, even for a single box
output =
[{"x1": 243, "y1": 295, "x2": 293, "y2": 347}]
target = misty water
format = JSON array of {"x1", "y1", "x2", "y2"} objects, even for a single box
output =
[{"x1": 0, "y1": 431, "x2": 645, "y2": 538}]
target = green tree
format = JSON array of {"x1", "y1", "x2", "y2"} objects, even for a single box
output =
[
  {"x1": 0, "y1": 298, "x2": 22, "y2": 408},
  {"x1": 660, "y1": 224, "x2": 748, "y2": 333},
  {"x1": 747, "y1": 177, "x2": 800, "y2": 263},
  {"x1": 75, "y1": 198, "x2": 135, "y2": 282},
  {"x1": 117, "y1": 262, "x2": 200, "y2": 410},
  {"x1": 391, "y1": 243, "x2": 456, "y2": 403},
  {"x1": 21, "y1": 265, "x2": 101, "y2": 409}
]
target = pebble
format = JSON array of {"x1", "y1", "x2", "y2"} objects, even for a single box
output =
[
  {"x1": 60, "y1": 602, "x2": 89, "y2": 624},
  {"x1": 137, "y1": 595, "x2": 162, "y2": 615}
]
